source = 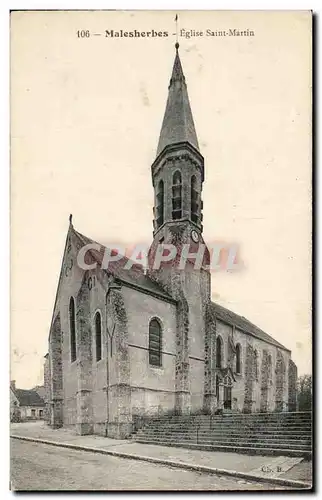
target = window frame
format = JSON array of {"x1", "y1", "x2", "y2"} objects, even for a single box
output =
[
  {"x1": 95, "y1": 310, "x2": 102, "y2": 362},
  {"x1": 69, "y1": 296, "x2": 77, "y2": 363},
  {"x1": 235, "y1": 343, "x2": 242, "y2": 375},
  {"x1": 148, "y1": 318, "x2": 162, "y2": 368},
  {"x1": 216, "y1": 335, "x2": 223, "y2": 368}
]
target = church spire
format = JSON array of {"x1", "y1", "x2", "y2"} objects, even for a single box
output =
[{"x1": 156, "y1": 43, "x2": 200, "y2": 157}]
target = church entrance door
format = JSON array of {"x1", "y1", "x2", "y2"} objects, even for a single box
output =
[
  {"x1": 223, "y1": 386, "x2": 232, "y2": 409},
  {"x1": 223, "y1": 375, "x2": 233, "y2": 410}
]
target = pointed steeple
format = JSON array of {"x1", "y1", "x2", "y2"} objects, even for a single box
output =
[{"x1": 156, "y1": 43, "x2": 199, "y2": 157}]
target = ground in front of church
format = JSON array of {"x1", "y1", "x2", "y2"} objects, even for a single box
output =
[{"x1": 10, "y1": 422, "x2": 312, "y2": 491}]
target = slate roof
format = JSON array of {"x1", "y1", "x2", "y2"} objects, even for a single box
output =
[
  {"x1": 14, "y1": 389, "x2": 45, "y2": 407},
  {"x1": 211, "y1": 302, "x2": 290, "y2": 352},
  {"x1": 74, "y1": 229, "x2": 175, "y2": 303},
  {"x1": 156, "y1": 46, "x2": 199, "y2": 156}
]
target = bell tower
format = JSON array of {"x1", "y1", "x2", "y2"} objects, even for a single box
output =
[
  {"x1": 148, "y1": 44, "x2": 213, "y2": 415},
  {"x1": 151, "y1": 43, "x2": 204, "y2": 243}
]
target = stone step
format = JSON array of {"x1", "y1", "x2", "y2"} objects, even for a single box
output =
[
  {"x1": 142, "y1": 420, "x2": 312, "y2": 427},
  {"x1": 142, "y1": 419, "x2": 312, "y2": 426},
  {"x1": 135, "y1": 438, "x2": 311, "y2": 452},
  {"x1": 147, "y1": 421, "x2": 312, "y2": 428},
  {"x1": 135, "y1": 431, "x2": 311, "y2": 443},
  {"x1": 135, "y1": 438, "x2": 311, "y2": 449},
  {"x1": 145, "y1": 421, "x2": 312, "y2": 428},
  {"x1": 134, "y1": 436, "x2": 312, "y2": 450},
  {"x1": 150, "y1": 413, "x2": 312, "y2": 422},
  {"x1": 141, "y1": 425, "x2": 312, "y2": 433},
  {"x1": 133, "y1": 413, "x2": 312, "y2": 459},
  {"x1": 134, "y1": 439, "x2": 312, "y2": 458},
  {"x1": 137, "y1": 428, "x2": 311, "y2": 437},
  {"x1": 138, "y1": 425, "x2": 312, "y2": 432}
]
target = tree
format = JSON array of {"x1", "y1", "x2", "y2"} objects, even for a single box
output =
[{"x1": 297, "y1": 374, "x2": 312, "y2": 411}]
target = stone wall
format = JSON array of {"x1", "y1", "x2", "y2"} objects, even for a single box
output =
[
  {"x1": 43, "y1": 354, "x2": 51, "y2": 423},
  {"x1": 75, "y1": 276, "x2": 93, "y2": 435},
  {"x1": 275, "y1": 350, "x2": 286, "y2": 412},
  {"x1": 288, "y1": 358, "x2": 298, "y2": 411},
  {"x1": 52, "y1": 227, "x2": 86, "y2": 430},
  {"x1": 203, "y1": 303, "x2": 217, "y2": 413},
  {"x1": 122, "y1": 285, "x2": 177, "y2": 417},
  {"x1": 106, "y1": 285, "x2": 132, "y2": 438},
  {"x1": 215, "y1": 319, "x2": 293, "y2": 413},
  {"x1": 243, "y1": 343, "x2": 255, "y2": 413},
  {"x1": 89, "y1": 271, "x2": 109, "y2": 436},
  {"x1": 260, "y1": 350, "x2": 271, "y2": 412},
  {"x1": 49, "y1": 313, "x2": 63, "y2": 428}
]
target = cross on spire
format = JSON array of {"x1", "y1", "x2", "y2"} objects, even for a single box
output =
[{"x1": 175, "y1": 13, "x2": 179, "y2": 45}]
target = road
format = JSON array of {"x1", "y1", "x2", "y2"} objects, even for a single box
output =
[{"x1": 10, "y1": 439, "x2": 289, "y2": 491}]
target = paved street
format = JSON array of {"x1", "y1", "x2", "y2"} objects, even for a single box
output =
[{"x1": 11, "y1": 439, "x2": 289, "y2": 491}]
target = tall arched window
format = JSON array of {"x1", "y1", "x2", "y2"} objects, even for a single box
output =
[
  {"x1": 95, "y1": 311, "x2": 102, "y2": 362},
  {"x1": 156, "y1": 180, "x2": 164, "y2": 228},
  {"x1": 236, "y1": 343, "x2": 242, "y2": 374},
  {"x1": 149, "y1": 318, "x2": 162, "y2": 367},
  {"x1": 191, "y1": 175, "x2": 199, "y2": 223},
  {"x1": 69, "y1": 297, "x2": 76, "y2": 363},
  {"x1": 216, "y1": 336, "x2": 223, "y2": 368},
  {"x1": 172, "y1": 171, "x2": 182, "y2": 220}
]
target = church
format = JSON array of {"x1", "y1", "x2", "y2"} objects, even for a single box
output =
[{"x1": 44, "y1": 44, "x2": 298, "y2": 439}]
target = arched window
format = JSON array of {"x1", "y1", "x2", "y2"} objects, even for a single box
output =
[
  {"x1": 172, "y1": 171, "x2": 182, "y2": 220},
  {"x1": 236, "y1": 343, "x2": 242, "y2": 374},
  {"x1": 191, "y1": 175, "x2": 199, "y2": 223},
  {"x1": 149, "y1": 318, "x2": 162, "y2": 367},
  {"x1": 95, "y1": 311, "x2": 102, "y2": 362},
  {"x1": 216, "y1": 336, "x2": 223, "y2": 368},
  {"x1": 156, "y1": 180, "x2": 164, "y2": 228},
  {"x1": 69, "y1": 297, "x2": 76, "y2": 363}
]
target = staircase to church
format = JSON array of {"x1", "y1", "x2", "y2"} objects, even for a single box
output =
[{"x1": 132, "y1": 412, "x2": 312, "y2": 458}]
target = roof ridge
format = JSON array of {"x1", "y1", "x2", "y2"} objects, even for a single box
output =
[
  {"x1": 211, "y1": 301, "x2": 290, "y2": 352},
  {"x1": 14, "y1": 388, "x2": 45, "y2": 406},
  {"x1": 72, "y1": 227, "x2": 174, "y2": 302},
  {"x1": 74, "y1": 229, "x2": 145, "y2": 273}
]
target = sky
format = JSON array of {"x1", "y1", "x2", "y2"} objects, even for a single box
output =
[{"x1": 10, "y1": 10, "x2": 312, "y2": 388}]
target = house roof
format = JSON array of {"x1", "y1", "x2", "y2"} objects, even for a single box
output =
[
  {"x1": 211, "y1": 301, "x2": 290, "y2": 352},
  {"x1": 14, "y1": 389, "x2": 45, "y2": 407},
  {"x1": 73, "y1": 228, "x2": 175, "y2": 303}
]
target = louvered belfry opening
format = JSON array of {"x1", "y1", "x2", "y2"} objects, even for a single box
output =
[
  {"x1": 172, "y1": 170, "x2": 182, "y2": 220},
  {"x1": 191, "y1": 175, "x2": 199, "y2": 224},
  {"x1": 155, "y1": 179, "x2": 164, "y2": 228}
]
